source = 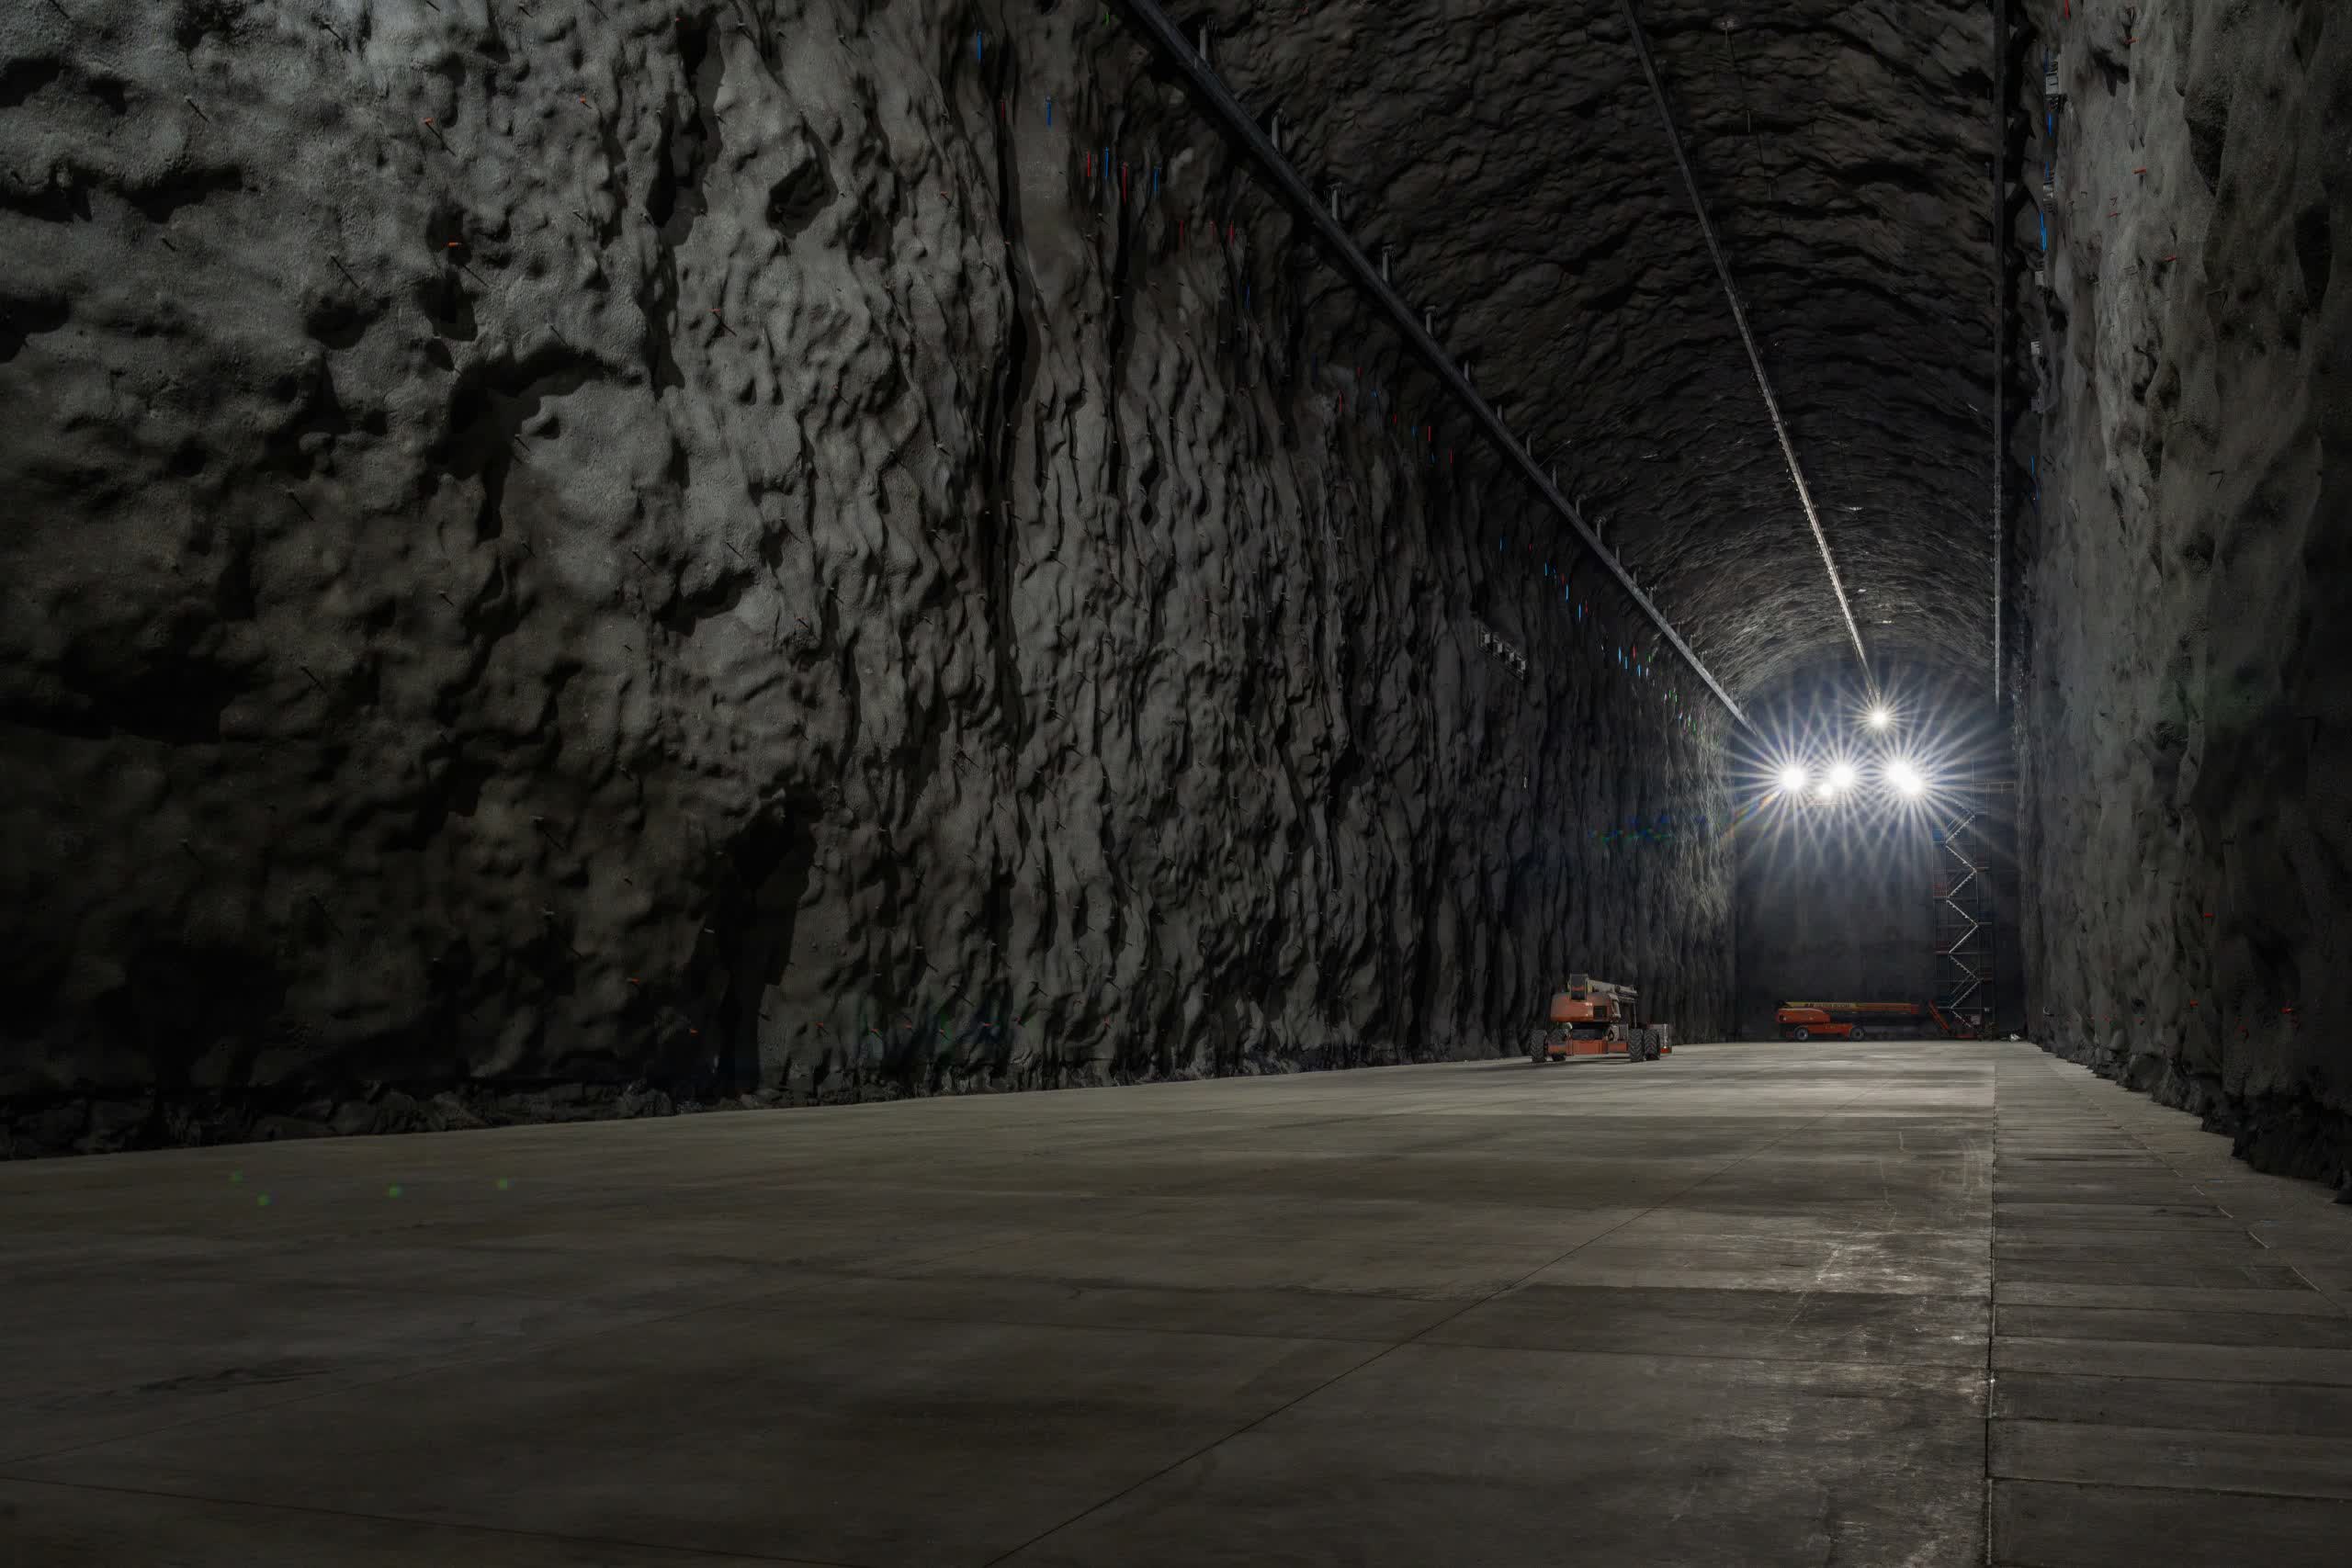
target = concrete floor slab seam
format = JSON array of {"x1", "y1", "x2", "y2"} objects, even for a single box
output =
[
  {"x1": 16, "y1": 1044, "x2": 2348, "y2": 1565},
  {"x1": 970, "y1": 1070, "x2": 1910, "y2": 1566},
  {"x1": 0, "y1": 1476, "x2": 876, "y2": 1568}
]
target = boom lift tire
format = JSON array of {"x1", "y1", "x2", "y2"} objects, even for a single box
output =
[{"x1": 1790, "y1": 1026, "x2": 1810, "y2": 1042}]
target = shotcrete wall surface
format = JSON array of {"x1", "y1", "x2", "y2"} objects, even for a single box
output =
[
  {"x1": 0, "y1": 3, "x2": 1735, "y2": 1154},
  {"x1": 2012, "y1": 0, "x2": 2352, "y2": 1184}
]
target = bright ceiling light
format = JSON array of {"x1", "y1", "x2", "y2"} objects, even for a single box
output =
[
  {"x1": 1887, "y1": 760, "x2": 1926, "y2": 798},
  {"x1": 1866, "y1": 705, "x2": 1893, "y2": 730},
  {"x1": 1777, "y1": 763, "x2": 1809, "y2": 794},
  {"x1": 1825, "y1": 761, "x2": 1858, "y2": 794}
]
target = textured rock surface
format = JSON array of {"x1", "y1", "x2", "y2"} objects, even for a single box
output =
[
  {"x1": 16, "y1": 0, "x2": 2337, "y2": 1174},
  {"x1": 2011, "y1": 0, "x2": 2352, "y2": 1186},
  {"x1": 0, "y1": 1, "x2": 1736, "y2": 1154},
  {"x1": 1202, "y1": 0, "x2": 2003, "y2": 687}
]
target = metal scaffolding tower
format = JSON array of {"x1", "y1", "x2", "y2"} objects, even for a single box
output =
[{"x1": 1931, "y1": 794, "x2": 1998, "y2": 1038}]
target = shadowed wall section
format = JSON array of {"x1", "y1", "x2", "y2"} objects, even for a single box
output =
[
  {"x1": 0, "y1": 1, "x2": 1734, "y2": 1153},
  {"x1": 2010, "y1": 0, "x2": 2352, "y2": 1186},
  {"x1": 3, "y1": 0, "x2": 2344, "y2": 1181}
]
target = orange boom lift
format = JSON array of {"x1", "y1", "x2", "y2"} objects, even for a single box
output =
[
  {"x1": 1772, "y1": 1001, "x2": 1928, "y2": 1041},
  {"x1": 1532, "y1": 976, "x2": 1672, "y2": 1064}
]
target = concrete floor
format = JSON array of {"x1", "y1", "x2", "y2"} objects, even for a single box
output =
[{"x1": 5, "y1": 1042, "x2": 2350, "y2": 1566}]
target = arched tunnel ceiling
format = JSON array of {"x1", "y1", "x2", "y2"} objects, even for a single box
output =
[{"x1": 1183, "y1": 0, "x2": 2001, "y2": 697}]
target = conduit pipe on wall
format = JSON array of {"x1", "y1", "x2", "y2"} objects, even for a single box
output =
[
  {"x1": 1617, "y1": 0, "x2": 1873, "y2": 688},
  {"x1": 1110, "y1": 0, "x2": 1751, "y2": 731},
  {"x1": 1991, "y1": 0, "x2": 2008, "y2": 705}
]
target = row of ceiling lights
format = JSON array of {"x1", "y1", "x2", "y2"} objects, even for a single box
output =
[
  {"x1": 1777, "y1": 756, "x2": 1927, "y2": 801},
  {"x1": 1773, "y1": 705, "x2": 1928, "y2": 801}
]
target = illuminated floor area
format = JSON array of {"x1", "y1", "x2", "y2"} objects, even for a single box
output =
[{"x1": 6, "y1": 1043, "x2": 2349, "y2": 1566}]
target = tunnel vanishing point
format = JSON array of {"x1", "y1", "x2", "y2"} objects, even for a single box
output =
[{"x1": 4, "y1": 3, "x2": 2350, "y2": 1565}]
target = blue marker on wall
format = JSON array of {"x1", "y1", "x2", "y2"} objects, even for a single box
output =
[
  {"x1": 1046, "y1": 96, "x2": 1053, "y2": 127},
  {"x1": 977, "y1": 31, "x2": 984, "y2": 62}
]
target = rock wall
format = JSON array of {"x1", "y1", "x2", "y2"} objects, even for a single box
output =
[
  {"x1": 1176, "y1": 0, "x2": 2005, "y2": 693},
  {"x1": 0, "y1": 1, "x2": 1736, "y2": 1155},
  {"x1": 2011, "y1": 0, "x2": 2352, "y2": 1187}
]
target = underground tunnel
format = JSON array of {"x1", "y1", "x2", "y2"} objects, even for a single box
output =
[{"x1": 3, "y1": 1, "x2": 2348, "y2": 1563}]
